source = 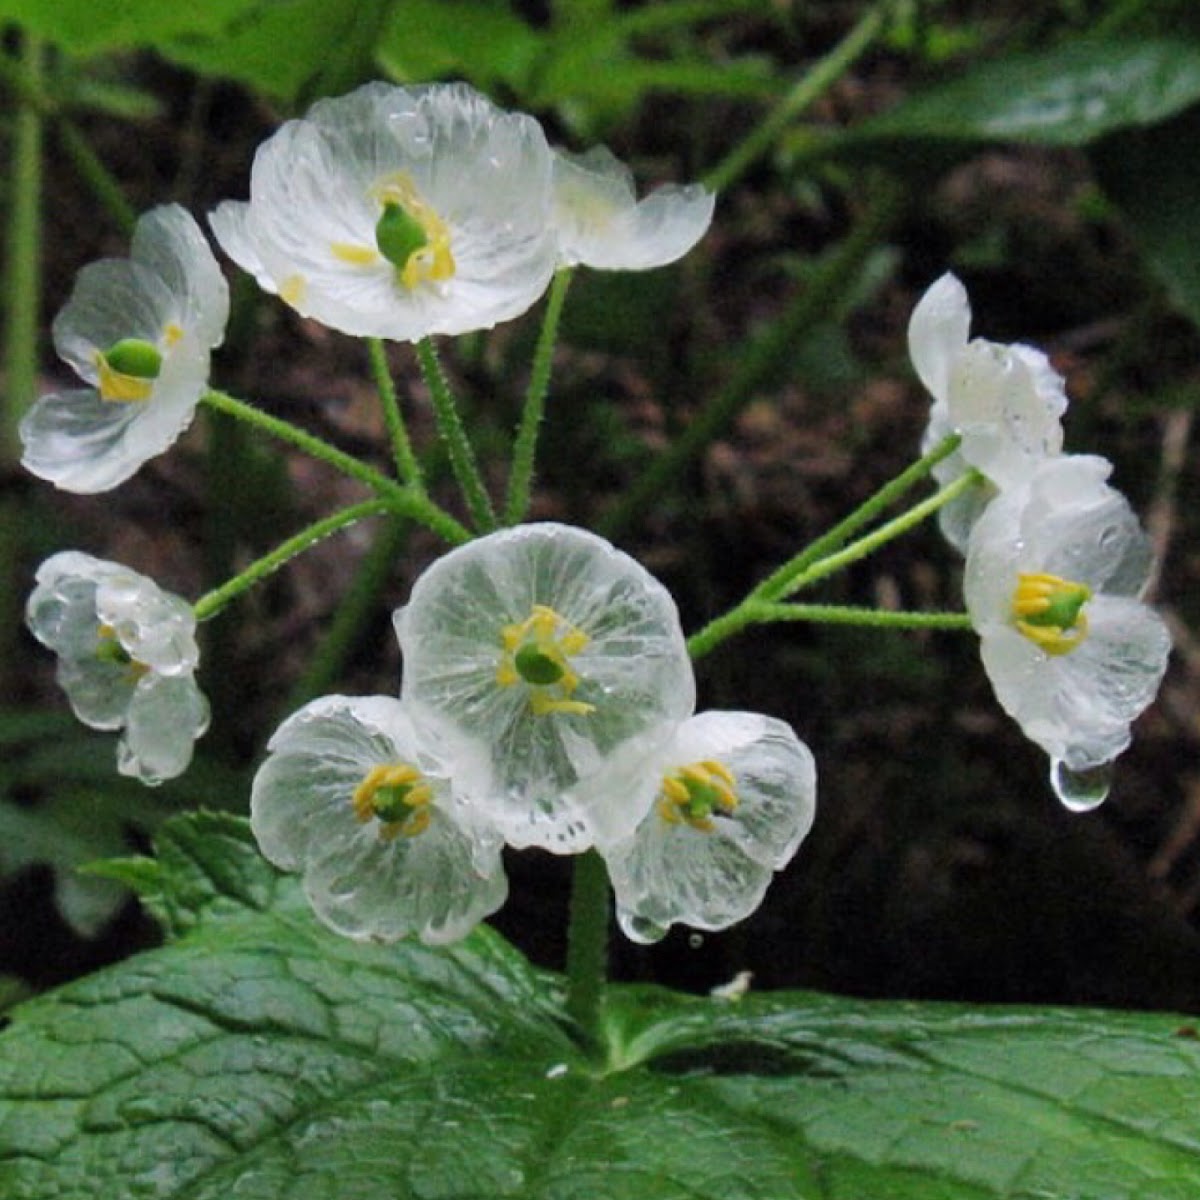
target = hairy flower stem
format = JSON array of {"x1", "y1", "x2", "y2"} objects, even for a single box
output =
[
  {"x1": 752, "y1": 432, "x2": 963, "y2": 603},
  {"x1": 367, "y1": 337, "x2": 423, "y2": 488},
  {"x1": 505, "y1": 268, "x2": 573, "y2": 525},
  {"x1": 200, "y1": 389, "x2": 470, "y2": 545},
  {"x1": 688, "y1": 468, "x2": 982, "y2": 660},
  {"x1": 194, "y1": 499, "x2": 391, "y2": 621},
  {"x1": 565, "y1": 850, "x2": 611, "y2": 1049},
  {"x1": 416, "y1": 337, "x2": 497, "y2": 532}
]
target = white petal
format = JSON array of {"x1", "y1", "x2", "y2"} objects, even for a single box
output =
[
  {"x1": 94, "y1": 570, "x2": 199, "y2": 675},
  {"x1": 119, "y1": 673, "x2": 210, "y2": 785},
  {"x1": 56, "y1": 656, "x2": 136, "y2": 731},
  {"x1": 26, "y1": 552, "x2": 111, "y2": 658},
  {"x1": 908, "y1": 272, "x2": 970, "y2": 402},
  {"x1": 209, "y1": 202, "x2": 278, "y2": 294}
]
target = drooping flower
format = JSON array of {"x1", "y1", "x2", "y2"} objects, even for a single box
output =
[
  {"x1": 394, "y1": 523, "x2": 696, "y2": 852},
  {"x1": 26, "y1": 552, "x2": 210, "y2": 785},
  {"x1": 210, "y1": 82, "x2": 558, "y2": 341},
  {"x1": 550, "y1": 146, "x2": 714, "y2": 270},
  {"x1": 250, "y1": 694, "x2": 507, "y2": 943},
  {"x1": 964, "y1": 455, "x2": 1171, "y2": 810},
  {"x1": 20, "y1": 205, "x2": 229, "y2": 494},
  {"x1": 909, "y1": 272, "x2": 1068, "y2": 552},
  {"x1": 600, "y1": 711, "x2": 817, "y2": 943}
]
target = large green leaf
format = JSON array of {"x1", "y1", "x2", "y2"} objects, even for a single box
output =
[
  {"x1": 850, "y1": 37, "x2": 1200, "y2": 148},
  {"x1": 2, "y1": 813, "x2": 1199, "y2": 1198}
]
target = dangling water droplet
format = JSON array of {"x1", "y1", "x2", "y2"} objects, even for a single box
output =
[
  {"x1": 687, "y1": 932, "x2": 704, "y2": 949},
  {"x1": 619, "y1": 909, "x2": 667, "y2": 944},
  {"x1": 1050, "y1": 758, "x2": 1111, "y2": 812}
]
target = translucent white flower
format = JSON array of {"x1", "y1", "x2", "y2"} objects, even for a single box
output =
[
  {"x1": 26, "y1": 551, "x2": 210, "y2": 785},
  {"x1": 551, "y1": 146, "x2": 714, "y2": 270},
  {"x1": 394, "y1": 523, "x2": 696, "y2": 852},
  {"x1": 210, "y1": 82, "x2": 557, "y2": 341},
  {"x1": 600, "y1": 711, "x2": 817, "y2": 943},
  {"x1": 964, "y1": 455, "x2": 1170, "y2": 808},
  {"x1": 909, "y1": 272, "x2": 1068, "y2": 552},
  {"x1": 250, "y1": 694, "x2": 507, "y2": 944},
  {"x1": 20, "y1": 205, "x2": 229, "y2": 494}
]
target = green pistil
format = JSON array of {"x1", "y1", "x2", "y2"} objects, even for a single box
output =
[
  {"x1": 375, "y1": 202, "x2": 428, "y2": 270},
  {"x1": 95, "y1": 637, "x2": 133, "y2": 667},
  {"x1": 514, "y1": 643, "x2": 566, "y2": 686},
  {"x1": 1022, "y1": 586, "x2": 1090, "y2": 631},
  {"x1": 103, "y1": 337, "x2": 163, "y2": 380},
  {"x1": 371, "y1": 782, "x2": 420, "y2": 824},
  {"x1": 683, "y1": 779, "x2": 724, "y2": 820}
]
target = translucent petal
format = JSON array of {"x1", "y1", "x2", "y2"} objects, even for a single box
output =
[
  {"x1": 95, "y1": 571, "x2": 199, "y2": 675},
  {"x1": 923, "y1": 401, "x2": 995, "y2": 555},
  {"x1": 396, "y1": 524, "x2": 695, "y2": 852},
  {"x1": 552, "y1": 146, "x2": 714, "y2": 270},
  {"x1": 907, "y1": 272, "x2": 970, "y2": 402},
  {"x1": 56, "y1": 655, "x2": 136, "y2": 731},
  {"x1": 26, "y1": 552, "x2": 110, "y2": 658},
  {"x1": 208, "y1": 202, "x2": 277, "y2": 294},
  {"x1": 119, "y1": 673, "x2": 210, "y2": 785}
]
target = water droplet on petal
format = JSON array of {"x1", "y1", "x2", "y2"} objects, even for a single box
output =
[
  {"x1": 1050, "y1": 758, "x2": 1111, "y2": 812},
  {"x1": 620, "y1": 909, "x2": 667, "y2": 944},
  {"x1": 687, "y1": 932, "x2": 704, "y2": 949}
]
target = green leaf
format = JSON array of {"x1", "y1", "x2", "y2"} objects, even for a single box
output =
[
  {"x1": 3, "y1": 813, "x2": 1200, "y2": 1199},
  {"x1": 852, "y1": 36, "x2": 1200, "y2": 148}
]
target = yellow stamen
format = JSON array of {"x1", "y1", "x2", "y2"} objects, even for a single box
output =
[
  {"x1": 1012, "y1": 571, "x2": 1092, "y2": 657},
  {"x1": 280, "y1": 274, "x2": 307, "y2": 307},
  {"x1": 331, "y1": 242, "x2": 382, "y2": 266},
  {"x1": 495, "y1": 604, "x2": 596, "y2": 718},
  {"x1": 352, "y1": 762, "x2": 433, "y2": 841},
  {"x1": 164, "y1": 322, "x2": 183, "y2": 346},
  {"x1": 657, "y1": 760, "x2": 739, "y2": 833},
  {"x1": 369, "y1": 172, "x2": 455, "y2": 289},
  {"x1": 95, "y1": 355, "x2": 154, "y2": 402}
]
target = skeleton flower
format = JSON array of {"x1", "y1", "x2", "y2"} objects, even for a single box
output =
[
  {"x1": 964, "y1": 455, "x2": 1170, "y2": 809},
  {"x1": 26, "y1": 552, "x2": 209, "y2": 785},
  {"x1": 909, "y1": 272, "x2": 1068, "y2": 552},
  {"x1": 394, "y1": 523, "x2": 696, "y2": 852},
  {"x1": 600, "y1": 711, "x2": 817, "y2": 943},
  {"x1": 550, "y1": 146, "x2": 714, "y2": 270},
  {"x1": 21, "y1": 206, "x2": 229, "y2": 494},
  {"x1": 210, "y1": 82, "x2": 557, "y2": 341},
  {"x1": 250, "y1": 695, "x2": 507, "y2": 943}
]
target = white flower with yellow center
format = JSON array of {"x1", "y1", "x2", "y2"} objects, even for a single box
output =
[
  {"x1": 250, "y1": 695, "x2": 507, "y2": 944},
  {"x1": 20, "y1": 206, "x2": 229, "y2": 494},
  {"x1": 965, "y1": 455, "x2": 1171, "y2": 809},
  {"x1": 550, "y1": 146, "x2": 714, "y2": 270},
  {"x1": 599, "y1": 711, "x2": 817, "y2": 943},
  {"x1": 909, "y1": 272, "x2": 1068, "y2": 552},
  {"x1": 25, "y1": 552, "x2": 210, "y2": 785},
  {"x1": 394, "y1": 523, "x2": 696, "y2": 852},
  {"x1": 210, "y1": 82, "x2": 557, "y2": 341}
]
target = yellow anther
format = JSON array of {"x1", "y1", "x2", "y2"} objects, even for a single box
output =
[
  {"x1": 352, "y1": 762, "x2": 432, "y2": 841},
  {"x1": 1012, "y1": 571, "x2": 1092, "y2": 657},
  {"x1": 369, "y1": 172, "x2": 455, "y2": 289},
  {"x1": 496, "y1": 604, "x2": 596, "y2": 718},
  {"x1": 95, "y1": 352, "x2": 155, "y2": 403},
  {"x1": 164, "y1": 322, "x2": 184, "y2": 346},
  {"x1": 657, "y1": 760, "x2": 739, "y2": 833},
  {"x1": 331, "y1": 242, "x2": 382, "y2": 266},
  {"x1": 280, "y1": 274, "x2": 307, "y2": 307}
]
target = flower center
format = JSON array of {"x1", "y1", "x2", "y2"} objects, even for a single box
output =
[
  {"x1": 94, "y1": 326, "x2": 182, "y2": 402},
  {"x1": 95, "y1": 623, "x2": 149, "y2": 680},
  {"x1": 1012, "y1": 571, "x2": 1092, "y2": 656},
  {"x1": 352, "y1": 762, "x2": 433, "y2": 841},
  {"x1": 495, "y1": 604, "x2": 596, "y2": 717},
  {"x1": 329, "y1": 172, "x2": 455, "y2": 290},
  {"x1": 657, "y1": 760, "x2": 739, "y2": 833}
]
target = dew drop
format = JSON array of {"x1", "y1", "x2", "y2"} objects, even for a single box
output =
[
  {"x1": 687, "y1": 933, "x2": 704, "y2": 949},
  {"x1": 1050, "y1": 758, "x2": 1111, "y2": 812},
  {"x1": 620, "y1": 909, "x2": 667, "y2": 944}
]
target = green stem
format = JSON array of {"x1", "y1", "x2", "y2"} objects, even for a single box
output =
[
  {"x1": 58, "y1": 119, "x2": 137, "y2": 235},
  {"x1": 2, "y1": 32, "x2": 44, "y2": 463},
  {"x1": 704, "y1": 0, "x2": 894, "y2": 193},
  {"x1": 752, "y1": 432, "x2": 962, "y2": 603},
  {"x1": 505, "y1": 268, "x2": 574, "y2": 525},
  {"x1": 688, "y1": 602, "x2": 972, "y2": 659},
  {"x1": 367, "y1": 337, "x2": 423, "y2": 488},
  {"x1": 416, "y1": 337, "x2": 496, "y2": 532},
  {"x1": 194, "y1": 499, "x2": 390, "y2": 621},
  {"x1": 200, "y1": 388, "x2": 470, "y2": 545},
  {"x1": 565, "y1": 850, "x2": 611, "y2": 1047},
  {"x1": 598, "y1": 180, "x2": 899, "y2": 540}
]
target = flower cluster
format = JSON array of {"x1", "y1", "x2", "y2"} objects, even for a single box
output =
[
  {"x1": 910, "y1": 274, "x2": 1171, "y2": 807},
  {"x1": 251, "y1": 524, "x2": 816, "y2": 944}
]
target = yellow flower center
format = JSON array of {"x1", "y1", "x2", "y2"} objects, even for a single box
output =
[
  {"x1": 329, "y1": 172, "x2": 455, "y2": 290},
  {"x1": 495, "y1": 604, "x2": 595, "y2": 717},
  {"x1": 352, "y1": 762, "x2": 433, "y2": 842},
  {"x1": 93, "y1": 325, "x2": 183, "y2": 403},
  {"x1": 657, "y1": 760, "x2": 739, "y2": 833},
  {"x1": 1012, "y1": 571, "x2": 1092, "y2": 656},
  {"x1": 95, "y1": 623, "x2": 149, "y2": 680}
]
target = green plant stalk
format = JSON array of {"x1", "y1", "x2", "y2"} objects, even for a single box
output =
[
  {"x1": 598, "y1": 182, "x2": 899, "y2": 540},
  {"x1": 193, "y1": 499, "x2": 390, "y2": 622},
  {"x1": 505, "y1": 268, "x2": 574, "y2": 525},
  {"x1": 57, "y1": 120, "x2": 137, "y2": 235},
  {"x1": 2, "y1": 33, "x2": 45, "y2": 462},
  {"x1": 752, "y1": 432, "x2": 962, "y2": 603},
  {"x1": 687, "y1": 468, "x2": 982, "y2": 659},
  {"x1": 367, "y1": 337, "x2": 423, "y2": 488},
  {"x1": 416, "y1": 337, "x2": 496, "y2": 532},
  {"x1": 565, "y1": 849, "x2": 611, "y2": 1048},
  {"x1": 703, "y1": 0, "x2": 894, "y2": 194},
  {"x1": 200, "y1": 389, "x2": 470, "y2": 545}
]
